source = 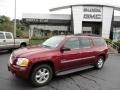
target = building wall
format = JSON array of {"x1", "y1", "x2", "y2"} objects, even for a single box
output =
[
  {"x1": 102, "y1": 7, "x2": 113, "y2": 38},
  {"x1": 71, "y1": 5, "x2": 113, "y2": 39},
  {"x1": 72, "y1": 6, "x2": 83, "y2": 34},
  {"x1": 23, "y1": 11, "x2": 120, "y2": 40}
]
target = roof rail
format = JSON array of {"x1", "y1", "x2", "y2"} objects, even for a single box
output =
[{"x1": 74, "y1": 33, "x2": 101, "y2": 37}]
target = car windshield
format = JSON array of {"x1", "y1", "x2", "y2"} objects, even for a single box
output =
[{"x1": 42, "y1": 36, "x2": 65, "y2": 48}]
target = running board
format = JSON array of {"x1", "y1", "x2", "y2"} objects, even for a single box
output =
[{"x1": 57, "y1": 65, "x2": 94, "y2": 76}]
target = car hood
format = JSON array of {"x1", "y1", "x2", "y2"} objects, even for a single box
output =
[{"x1": 13, "y1": 45, "x2": 52, "y2": 57}]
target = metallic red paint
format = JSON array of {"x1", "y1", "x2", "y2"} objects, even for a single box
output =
[{"x1": 8, "y1": 35, "x2": 108, "y2": 79}]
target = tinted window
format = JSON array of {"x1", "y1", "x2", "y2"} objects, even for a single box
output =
[
  {"x1": 5, "y1": 33, "x2": 12, "y2": 39},
  {"x1": 0, "y1": 33, "x2": 5, "y2": 39},
  {"x1": 80, "y1": 38, "x2": 92, "y2": 48},
  {"x1": 64, "y1": 38, "x2": 79, "y2": 49},
  {"x1": 94, "y1": 38, "x2": 106, "y2": 46}
]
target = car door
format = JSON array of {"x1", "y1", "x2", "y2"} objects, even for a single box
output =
[
  {"x1": 0, "y1": 32, "x2": 6, "y2": 50},
  {"x1": 5, "y1": 32, "x2": 14, "y2": 49},
  {"x1": 78, "y1": 37, "x2": 96, "y2": 66},
  {"x1": 60, "y1": 37, "x2": 82, "y2": 71}
]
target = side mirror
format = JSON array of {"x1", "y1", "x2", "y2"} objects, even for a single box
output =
[{"x1": 60, "y1": 47, "x2": 70, "y2": 52}]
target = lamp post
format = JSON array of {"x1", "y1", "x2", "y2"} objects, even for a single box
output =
[{"x1": 14, "y1": 0, "x2": 16, "y2": 38}]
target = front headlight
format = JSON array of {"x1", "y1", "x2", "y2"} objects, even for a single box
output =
[{"x1": 16, "y1": 58, "x2": 29, "y2": 67}]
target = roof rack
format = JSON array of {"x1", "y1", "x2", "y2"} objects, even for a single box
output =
[{"x1": 74, "y1": 33, "x2": 101, "y2": 37}]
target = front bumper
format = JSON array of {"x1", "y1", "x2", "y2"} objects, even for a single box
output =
[{"x1": 8, "y1": 63, "x2": 30, "y2": 79}]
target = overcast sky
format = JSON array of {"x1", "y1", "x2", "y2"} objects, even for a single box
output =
[{"x1": 1, "y1": 0, "x2": 120, "y2": 19}]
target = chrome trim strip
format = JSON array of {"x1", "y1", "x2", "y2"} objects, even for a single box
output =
[{"x1": 61, "y1": 56, "x2": 95, "y2": 63}]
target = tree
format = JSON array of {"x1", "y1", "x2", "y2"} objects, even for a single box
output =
[
  {"x1": 0, "y1": 15, "x2": 29, "y2": 38},
  {"x1": 0, "y1": 15, "x2": 14, "y2": 32}
]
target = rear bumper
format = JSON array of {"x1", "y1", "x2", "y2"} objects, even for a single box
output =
[{"x1": 8, "y1": 64, "x2": 30, "y2": 79}]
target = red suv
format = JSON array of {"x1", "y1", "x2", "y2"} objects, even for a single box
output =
[{"x1": 8, "y1": 35, "x2": 108, "y2": 86}]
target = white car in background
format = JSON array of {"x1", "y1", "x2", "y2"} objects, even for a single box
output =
[{"x1": 0, "y1": 31, "x2": 29, "y2": 51}]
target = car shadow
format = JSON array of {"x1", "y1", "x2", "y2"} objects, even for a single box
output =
[
  {"x1": 8, "y1": 67, "x2": 95, "y2": 89},
  {"x1": 8, "y1": 76, "x2": 33, "y2": 88},
  {"x1": 52, "y1": 67, "x2": 95, "y2": 81}
]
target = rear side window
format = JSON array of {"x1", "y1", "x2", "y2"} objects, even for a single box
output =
[
  {"x1": 5, "y1": 33, "x2": 12, "y2": 39},
  {"x1": 64, "y1": 38, "x2": 80, "y2": 49},
  {"x1": 0, "y1": 33, "x2": 5, "y2": 39},
  {"x1": 79, "y1": 38, "x2": 93, "y2": 48},
  {"x1": 94, "y1": 38, "x2": 106, "y2": 46}
]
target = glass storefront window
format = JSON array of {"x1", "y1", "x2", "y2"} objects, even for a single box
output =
[
  {"x1": 113, "y1": 27, "x2": 120, "y2": 41},
  {"x1": 82, "y1": 27, "x2": 92, "y2": 34}
]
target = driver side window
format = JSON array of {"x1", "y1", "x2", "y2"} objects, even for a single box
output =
[{"x1": 64, "y1": 38, "x2": 80, "y2": 50}]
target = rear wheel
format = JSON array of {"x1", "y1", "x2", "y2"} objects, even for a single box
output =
[
  {"x1": 20, "y1": 43, "x2": 26, "y2": 48},
  {"x1": 8, "y1": 49, "x2": 13, "y2": 52},
  {"x1": 94, "y1": 56, "x2": 104, "y2": 69},
  {"x1": 30, "y1": 64, "x2": 53, "y2": 87}
]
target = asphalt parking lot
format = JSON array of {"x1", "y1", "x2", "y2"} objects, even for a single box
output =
[{"x1": 0, "y1": 51, "x2": 120, "y2": 90}]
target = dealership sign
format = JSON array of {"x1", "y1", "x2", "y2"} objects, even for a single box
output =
[
  {"x1": 83, "y1": 6, "x2": 102, "y2": 21},
  {"x1": 24, "y1": 18, "x2": 49, "y2": 23}
]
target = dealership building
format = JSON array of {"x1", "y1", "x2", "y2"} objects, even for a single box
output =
[{"x1": 22, "y1": 4, "x2": 120, "y2": 41}]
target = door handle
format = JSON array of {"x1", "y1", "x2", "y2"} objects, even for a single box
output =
[{"x1": 3, "y1": 40, "x2": 6, "y2": 42}]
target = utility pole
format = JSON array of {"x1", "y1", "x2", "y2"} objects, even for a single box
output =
[{"x1": 14, "y1": 0, "x2": 16, "y2": 38}]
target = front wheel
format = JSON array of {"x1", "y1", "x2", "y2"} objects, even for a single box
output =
[
  {"x1": 30, "y1": 64, "x2": 53, "y2": 87},
  {"x1": 94, "y1": 56, "x2": 104, "y2": 69}
]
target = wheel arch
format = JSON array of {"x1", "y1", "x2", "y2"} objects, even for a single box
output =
[
  {"x1": 98, "y1": 54, "x2": 106, "y2": 61},
  {"x1": 29, "y1": 60, "x2": 55, "y2": 78},
  {"x1": 20, "y1": 42, "x2": 27, "y2": 47}
]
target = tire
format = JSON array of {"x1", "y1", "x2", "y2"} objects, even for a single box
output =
[
  {"x1": 94, "y1": 56, "x2": 104, "y2": 69},
  {"x1": 30, "y1": 64, "x2": 53, "y2": 87},
  {"x1": 20, "y1": 43, "x2": 26, "y2": 48},
  {"x1": 8, "y1": 49, "x2": 13, "y2": 52}
]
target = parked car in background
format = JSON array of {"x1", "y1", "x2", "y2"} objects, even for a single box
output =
[
  {"x1": 8, "y1": 34, "x2": 108, "y2": 87},
  {"x1": 0, "y1": 31, "x2": 29, "y2": 51}
]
